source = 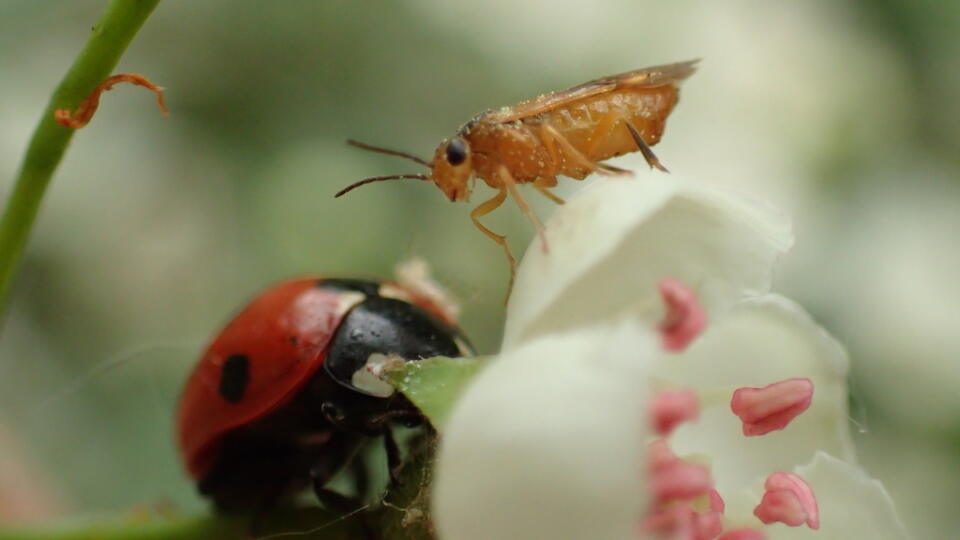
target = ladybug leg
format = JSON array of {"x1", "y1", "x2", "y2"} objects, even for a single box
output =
[
  {"x1": 311, "y1": 486, "x2": 376, "y2": 540},
  {"x1": 312, "y1": 484, "x2": 365, "y2": 515},
  {"x1": 321, "y1": 401, "x2": 348, "y2": 428},
  {"x1": 310, "y1": 451, "x2": 376, "y2": 539},
  {"x1": 349, "y1": 451, "x2": 372, "y2": 501},
  {"x1": 383, "y1": 426, "x2": 403, "y2": 486},
  {"x1": 362, "y1": 408, "x2": 423, "y2": 432},
  {"x1": 323, "y1": 400, "x2": 416, "y2": 436},
  {"x1": 309, "y1": 438, "x2": 377, "y2": 540},
  {"x1": 309, "y1": 433, "x2": 365, "y2": 507}
]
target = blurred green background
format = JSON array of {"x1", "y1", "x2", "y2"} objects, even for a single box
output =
[{"x1": 0, "y1": 0, "x2": 957, "y2": 537}]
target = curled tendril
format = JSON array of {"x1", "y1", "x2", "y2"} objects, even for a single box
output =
[{"x1": 54, "y1": 73, "x2": 168, "y2": 129}]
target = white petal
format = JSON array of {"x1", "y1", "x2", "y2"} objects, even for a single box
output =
[
  {"x1": 772, "y1": 452, "x2": 910, "y2": 540},
  {"x1": 663, "y1": 295, "x2": 855, "y2": 493},
  {"x1": 503, "y1": 176, "x2": 792, "y2": 350},
  {"x1": 434, "y1": 318, "x2": 654, "y2": 540}
]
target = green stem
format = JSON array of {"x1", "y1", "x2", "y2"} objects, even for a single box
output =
[
  {"x1": 0, "y1": 513, "x2": 247, "y2": 540},
  {"x1": 0, "y1": 508, "x2": 368, "y2": 540},
  {"x1": 0, "y1": 0, "x2": 161, "y2": 324}
]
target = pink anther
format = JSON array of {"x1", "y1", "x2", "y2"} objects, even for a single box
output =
[
  {"x1": 642, "y1": 506, "x2": 694, "y2": 539},
  {"x1": 643, "y1": 493, "x2": 725, "y2": 540},
  {"x1": 753, "y1": 472, "x2": 819, "y2": 530},
  {"x1": 718, "y1": 529, "x2": 768, "y2": 540},
  {"x1": 689, "y1": 489, "x2": 725, "y2": 540},
  {"x1": 658, "y1": 278, "x2": 707, "y2": 352},
  {"x1": 643, "y1": 505, "x2": 723, "y2": 540},
  {"x1": 647, "y1": 439, "x2": 678, "y2": 471},
  {"x1": 691, "y1": 509, "x2": 723, "y2": 540},
  {"x1": 650, "y1": 389, "x2": 700, "y2": 435},
  {"x1": 730, "y1": 378, "x2": 814, "y2": 436},
  {"x1": 650, "y1": 460, "x2": 713, "y2": 502},
  {"x1": 706, "y1": 488, "x2": 725, "y2": 513},
  {"x1": 647, "y1": 439, "x2": 712, "y2": 502}
]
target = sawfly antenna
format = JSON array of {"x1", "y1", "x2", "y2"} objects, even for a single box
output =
[
  {"x1": 347, "y1": 140, "x2": 431, "y2": 168},
  {"x1": 334, "y1": 174, "x2": 430, "y2": 198}
]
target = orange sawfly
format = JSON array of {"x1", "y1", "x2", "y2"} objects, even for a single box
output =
[{"x1": 340, "y1": 60, "x2": 698, "y2": 289}]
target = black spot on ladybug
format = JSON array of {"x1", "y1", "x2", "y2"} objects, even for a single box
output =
[
  {"x1": 288, "y1": 335, "x2": 298, "y2": 346},
  {"x1": 219, "y1": 354, "x2": 250, "y2": 403},
  {"x1": 317, "y1": 278, "x2": 380, "y2": 298}
]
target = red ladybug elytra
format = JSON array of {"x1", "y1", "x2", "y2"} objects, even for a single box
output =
[{"x1": 176, "y1": 277, "x2": 472, "y2": 511}]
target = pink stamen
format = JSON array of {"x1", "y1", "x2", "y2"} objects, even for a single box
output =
[
  {"x1": 643, "y1": 444, "x2": 725, "y2": 540},
  {"x1": 651, "y1": 460, "x2": 713, "y2": 502},
  {"x1": 718, "y1": 529, "x2": 768, "y2": 540},
  {"x1": 643, "y1": 493, "x2": 725, "y2": 540},
  {"x1": 647, "y1": 439, "x2": 678, "y2": 471},
  {"x1": 650, "y1": 389, "x2": 700, "y2": 435},
  {"x1": 706, "y1": 489, "x2": 725, "y2": 513},
  {"x1": 730, "y1": 378, "x2": 814, "y2": 436},
  {"x1": 691, "y1": 509, "x2": 723, "y2": 540},
  {"x1": 689, "y1": 489, "x2": 725, "y2": 540},
  {"x1": 642, "y1": 506, "x2": 694, "y2": 539},
  {"x1": 658, "y1": 278, "x2": 707, "y2": 352},
  {"x1": 753, "y1": 472, "x2": 820, "y2": 530},
  {"x1": 647, "y1": 440, "x2": 713, "y2": 503}
]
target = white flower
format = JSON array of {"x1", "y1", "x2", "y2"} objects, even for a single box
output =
[{"x1": 432, "y1": 175, "x2": 909, "y2": 540}]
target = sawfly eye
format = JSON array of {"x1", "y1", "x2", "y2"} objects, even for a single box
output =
[{"x1": 445, "y1": 138, "x2": 468, "y2": 166}]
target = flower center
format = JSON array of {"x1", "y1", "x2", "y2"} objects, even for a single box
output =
[{"x1": 644, "y1": 279, "x2": 819, "y2": 539}]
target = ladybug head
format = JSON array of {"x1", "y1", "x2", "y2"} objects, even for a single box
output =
[{"x1": 322, "y1": 295, "x2": 472, "y2": 397}]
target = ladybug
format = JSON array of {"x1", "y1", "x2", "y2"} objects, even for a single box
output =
[{"x1": 176, "y1": 277, "x2": 472, "y2": 512}]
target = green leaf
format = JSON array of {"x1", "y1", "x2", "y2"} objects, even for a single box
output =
[{"x1": 385, "y1": 355, "x2": 491, "y2": 429}]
